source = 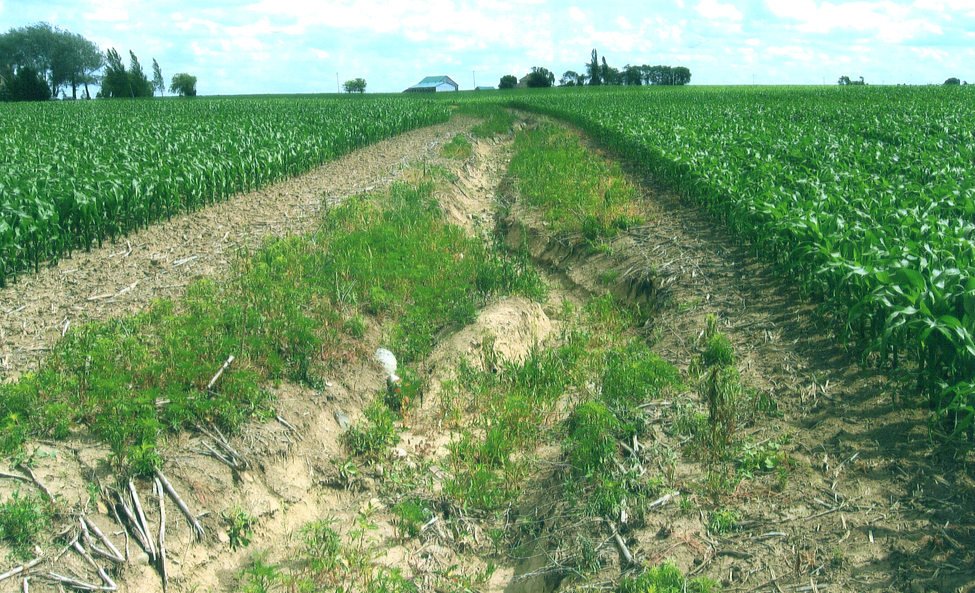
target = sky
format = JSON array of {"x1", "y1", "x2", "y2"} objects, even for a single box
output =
[{"x1": 1, "y1": 0, "x2": 973, "y2": 95}]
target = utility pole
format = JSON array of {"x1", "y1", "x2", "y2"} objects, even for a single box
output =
[{"x1": 336, "y1": 73, "x2": 339, "y2": 93}]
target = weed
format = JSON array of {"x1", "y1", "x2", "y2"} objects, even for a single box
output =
[
  {"x1": 707, "y1": 508, "x2": 741, "y2": 535},
  {"x1": 565, "y1": 401, "x2": 619, "y2": 477},
  {"x1": 509, "y1": 123, "x2": 641, "y2": 240},
  {"x1": 601, "y1": 344, "x2": 683, "y2": 411},
  {"x1": 241, "y1": 554, "x2": 281, "y2": 593},
  {"x1": 702, "y1": 332, "x2": 735, "y2": 368},
  {"x1": 384, "y1": 368, "x2": 421, "y2": 415},
  {"x1": 391, "y1": 499, "x2": 431, "y2": 539},
  {"x1": 738, "y1": 440, "x2": 791, "y2": 478},
  {"x1": 441, "y1": 134, "x2": 474, "y2": 159},
  {"x1": 456, "y1": 104, "x2": 516, "y2": 137},
  {"x1": 0, "y1": 491, "x2": 48, "y2": 558},
  {"x1": 223, "y1": 505, "x2": 256, "y2": 550},
  {"x1": 617, "y1": 563, "x2": 718, "y2": 593},
  {"x1": 342, "y1": 399, "x2": 400, "y2": 458},
  {"x1": 703, "y1": 365, "x2": 743, "y2": 457}
]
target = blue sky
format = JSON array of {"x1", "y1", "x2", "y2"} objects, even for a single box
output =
[{"x1": 1, "y1": 0, "x2": 972, "y2": 94}]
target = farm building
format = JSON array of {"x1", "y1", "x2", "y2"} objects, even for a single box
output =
[
  {"x1": 404, "y1": 75, "x2": 459, "y2": 93},
  {"x1": 474, "y1": 86, "x2": 495, "y2": 91}
]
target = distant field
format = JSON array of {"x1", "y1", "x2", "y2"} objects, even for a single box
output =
[
  {"x1": 495, "y1": 85, "x2": 975, "y2": 430},
  {"x1": 0, "y1": 96, "x2": 451, "y2": 286}
]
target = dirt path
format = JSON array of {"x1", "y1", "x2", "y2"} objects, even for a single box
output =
[{"x1": 0, "y1": 114, "x2": 972, "y2": 593}]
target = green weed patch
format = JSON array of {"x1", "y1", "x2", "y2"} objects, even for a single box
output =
[{"x1": 509, "y1": 123, "x2": 643, "y2": 241}]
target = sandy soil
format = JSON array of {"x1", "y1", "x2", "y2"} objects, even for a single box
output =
[{"x1": 0, "y1": 113, "x2": 972, "y2": 593}]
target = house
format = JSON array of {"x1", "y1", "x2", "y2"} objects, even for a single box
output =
[{"x1": 404, "y1": 75, "x2": 459, "y2": 93}]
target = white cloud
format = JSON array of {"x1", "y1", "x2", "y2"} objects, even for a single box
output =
[
  {"x1": 911, "y1": 46, "x2": 948, "y2": 61},
  {"x1": 767, "y1": 45, "x2": 816, "y2": 61},
  {"x1": 83, "y1": 0, "x2": 128, "y2": 22},
  {"x1": 695, "y1": 0, "x2": 743, "y2": 21},
  {"x1": 745, "y1": 37, "x2": 760, "y2": 45},
  {"x1": 569, "y1": 6, "x2": 586, "y2": 23},
  {"x1": 174, "y1": 18, "x2": 221, "y2": 32},
  {"x1": 310, "y1": 48, "x2": 330, "y2": 59},
  {"x1": 765, "y1": 0, "x2": 945, "y2": 42},
  {"x1": 912, "y1": 0, "x2": 975, "y2": 14}
]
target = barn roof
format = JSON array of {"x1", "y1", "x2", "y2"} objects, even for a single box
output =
[{"x1": 410, "y1": 75, "x2": 458, "y2": 89}]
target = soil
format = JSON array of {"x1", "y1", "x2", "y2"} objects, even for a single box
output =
[{"x1": 0, "y1": 113, "x2": 972, "y2": 593}]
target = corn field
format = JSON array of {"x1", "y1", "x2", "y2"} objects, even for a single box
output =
[
  {"x1": 506, "y1": 85, "x2": 975, "y2": 435},
  {"x1": 0, "y1": 96, "x2": 451, "y2": 287}
]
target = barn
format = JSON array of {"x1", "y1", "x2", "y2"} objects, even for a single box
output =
[{"x1": 404, "y1": 75, "x2": 459, "y2": 93}]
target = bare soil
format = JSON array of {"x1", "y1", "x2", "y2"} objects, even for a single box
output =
[{"x1": 0, "y1": 113, "x2": 972, "y2": 593}]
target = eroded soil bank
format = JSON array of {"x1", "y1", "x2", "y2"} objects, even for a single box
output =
[{"x1": 0, "y1": 113, "x2": 972, "y2": 593}]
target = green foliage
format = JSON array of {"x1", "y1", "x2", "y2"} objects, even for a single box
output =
[
  {"x1": 708, "y1": 508, "x2": 740, "y2": 535},
  {"x1": 441, "y1": 134, "x2": 474, "y2": 159},
  {"x1": 703, "y1": 366, "x2": 744, "y2": 457},
  {"x1": 223, "y1": 506, "x2": 256, "y2": 550},
  {"x1": 616, "y1": 563, "x2": 717, "y2": 593},
  {"x1": 737, "y1": 440, "x2": 792, "y2": 480},
  {"x1": 342, "y1": 399, "x2": 401, "y2": 457},
  {"x1": 169, "y1": 72, "x2": 197, "y2": 96},
  {"x1": 343, "y1": 78, "x2": 367, "y2": 94},
  {"x1": 320, "y1": 179, "x2": 544, "y2": 363},
  {"x1": 0, "y1": 491, "x2": 48, "y2": 557},
  {"x1": 509, "y1": 122, "x2": 639, "y2": 242},
  {"x1": 454, "y1": 103, "x2": 516, "y2": 137},
  {"x1": 498, "y1": 75, "x2": 517, "y2": 90},
  {"x1": 566, "y1": 401, "x2": 619, "y2": 477},
  {"x1": 100, "y1": 48, "x2": 153, "y2": 98},
  {"x1": 0, "y1": 22, "x2": 102, "y2": 100},
  {"x1": 702, "y1": 333, "x2": 735, "y2": 368},
  {"x1": 1, "y1": 66, "x2": 51, "y2": 102},
  {"x1": 601, "y1": 344, "x2": 683, "y2": 410},
  {"x1": 391, "y1": 500, "x2": 431, "y2": 539}
]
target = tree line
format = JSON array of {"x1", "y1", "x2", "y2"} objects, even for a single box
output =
[
  {"x1": 500, "y1": 49, "x2": 691, "y2": 89},
  {"x1": 0, "y1": 22, "x2": 197, "y2": 101}
]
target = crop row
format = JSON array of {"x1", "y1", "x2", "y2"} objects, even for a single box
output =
[
  {"x1": 0, "y1": 97, "x2": 451, "y2": 287},
  {"x1": 503, "y1": 85, "x2": 975, "y2": 434}
]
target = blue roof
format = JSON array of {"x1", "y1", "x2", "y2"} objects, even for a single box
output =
[{"x1": 410, "y1": 75, "x2": 457, "y2": 89}]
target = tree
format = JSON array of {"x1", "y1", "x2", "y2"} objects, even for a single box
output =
[
  {"x1": 0, "y1": 65, "x2": 50, "y2": 102},
  {"x1": 672, "y1": 66, "x2": 692, "y2": 85},
  {"x1": 587, "y1": 49, "x2": 601, "y2": 86},
  {"x1": 622, "y1": 65, "x2": 643, "y2": 86},
  {"x1": 560, "y1": 70, "x2": 585, "y2": 86},
  {"x1": 127, "y1": 51, "x2": 153, "y2": 97},
  {"x1": 498, "y1": 74, "x2": 518, "y2": 89},
  {"x1": 342, "y1": 78, "x2": 366, "y2": 93},
  {"x1": 600, "y1": 57, "x2": 620, "y2": 85},
  {"x1": 152, "y1": 58, "x2": 164, "y2": 96},
  {"x1": 944, "y1": 77, "x2": 961, "y2": 85},
  {"x1": 169, "y1": 73, "x2": 197, "y2": 96},
  {"x1": 99, "y1": 48, "x2": 153, "y2": 98},
  {"x1": 525, "y1": 66, "x2": 555, "y2": 88},
  {"x1": 0, "y1": 22, "x2": 103, "y2": 99},
  {"x1": 100, "y1": 48, "x2": 129, "y2": 97}
]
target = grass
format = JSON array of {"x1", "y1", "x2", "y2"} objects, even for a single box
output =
[
  {"x1": 440, "y1": 134, "x2": 474, "y2": 159},
  {"x1": 0, "y1": 166, "x2": 546, "y2": 475},
  {"x1": 0, "y1": 491, "x2": 49, "y2": 559},
  {"x1": 508, "y1": 122, "x2": 644, "y2": 243}
]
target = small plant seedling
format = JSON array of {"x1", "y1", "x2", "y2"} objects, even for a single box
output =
[{"x1": 223, "y1": 505, "x2": 256, "y2": 550}]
